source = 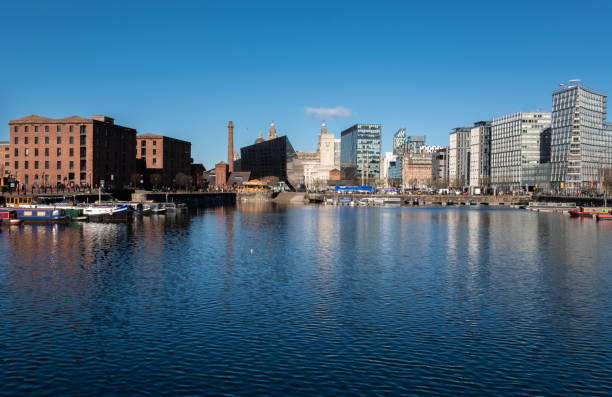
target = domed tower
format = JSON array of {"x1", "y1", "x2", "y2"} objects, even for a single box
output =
[
  {"x1": 254, "y1": 132, "x2": 264, "y2": 144},
  {"x1": 320, "y1": 122, "x2": 327, "y2": 135},
  {"x1": 267, "y1": 122, "x2": 277, "y2": 140}
]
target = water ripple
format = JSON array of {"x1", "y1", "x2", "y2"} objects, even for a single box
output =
[{"x1": 0, "y1": 207, "x2": 611, "y2": 395}]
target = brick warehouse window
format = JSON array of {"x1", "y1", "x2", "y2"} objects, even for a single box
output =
[
  {"x1": 57, "y1": 148, "x2": 61, "y2": 156},
  {"x1": 57, "y1": 161, "x2": 61, "y2": 170},
  {"x1": 34, "y1": 137, "x2": 38, "y2": 144},
  {"x1": 14, "y1": 161, "x2": 18, "y2": 169},
  {"x1": 24, "y1": 137, "x2": 28, "y2": 144},
  {"x1": 14, "y1": 137, "x2": 18, "y2": 144},
  {"x1": 45, "y1": 137, "x2": 49, "y2": 144},
  {"x1": 80, "y1": 126, "x2": 86, "y2": 134},
  {"x1": 69, "y1": 126, "x2": 74, "y2": 133},
  {"x1": 24, "y1": 161, "x2": 28, "y2": 169},
  {"x1": 57, "y1": 125, "x2": 61, "y2": 132},
  {"x1": 13, "y1": 126, "x2": 18, "y2": 132},
  {"x1": 57, "y1": 137, "x2": 61, "y2": 144},
  {"x1": 45, "y1": 126, "x2": 49, "y2": 132},
  {"x1": 34, "y1": 161, "x2": 38, "y2": 170},
  {"x1": 69, "y1": 136, "x2": 74, "y2": 144},
  {"x1": 34, "y1": 126, "x2": 38, "y2": 132},
  {"x1": 25, "y1": 126, "x2": 29, "y2": 132},
  {"x1": 45, "y1": 148, "x2": 49, "y2": 156},
  {"x1": 69, "y1": 148, "x2": 74, "y2": 157},
  {"x1": 45, "y1": 161, "x2": 49, "y2": 170}
]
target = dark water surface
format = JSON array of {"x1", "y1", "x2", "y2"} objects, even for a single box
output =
[{"x1": 1, "y1": 205, "x2": 611, "y2": 396}]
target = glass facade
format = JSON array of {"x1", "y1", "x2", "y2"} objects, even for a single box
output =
[
  {"x1": 406, "y1": 136, "x2": 425, "y2": 154},
  {"x1": 491, "y1": 112, "x2": 551, "y2": 190},
  {"x1": 240, "y1": 136, "x2": 304, "y2": 190},
  {"x1": 522, "y1": 163, "x2": 553, "y2": 192},
  {"x1": 551, "y1": 85, "x2": 610, "y2": 190},
  {"x1": 392, "y1": 128, "x2": 406, "y2": 156},
  {"x1": 340, "y1": 124, "x2": 381, "y2": 183}
]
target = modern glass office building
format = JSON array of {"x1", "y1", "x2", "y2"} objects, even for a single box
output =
[
  {"x1": 340, "y1": 124, "x2": 381, "y2": 183},
  {"x1": 491, "y1": 112, "x2": 551, "y2": 190},
  {"x1": 406, "y1": 136, "x2": 425, "y2": 154},
  {"x1": 392, "y1": 128, "x2": 406, "y2": 156},
  {"x1": 240, "y1": 136, "x2": 304, "y2": 190},
  {"x1": 551, "y1": 85, "x2": 610, "y2": 190}
]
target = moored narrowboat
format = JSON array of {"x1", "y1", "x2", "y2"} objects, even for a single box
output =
[
  {"x1": 596, "y1": 212, "x2": 612, "y2": 221},
  {"x1": 569, "y1": 207, "x2": 610, "y2": 217},
  {"x1": 13, "y1": 208, "x2": 71, "y2": 224}
]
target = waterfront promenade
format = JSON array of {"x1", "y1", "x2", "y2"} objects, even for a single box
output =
[{"x1": 2, "y1": 189, "x2": 607, "y2": 208}]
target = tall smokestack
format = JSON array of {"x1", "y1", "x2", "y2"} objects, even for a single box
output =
[{"x1": 227, "y1": 121, "x2": 234, "y2": 172}]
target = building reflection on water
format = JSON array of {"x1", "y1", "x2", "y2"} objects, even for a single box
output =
[{"x1": 1, "y1": 205, "x2": 611, "y2": 396}]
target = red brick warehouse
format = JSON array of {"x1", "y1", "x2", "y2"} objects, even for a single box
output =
[{"x1": 8, "y1": 115, "x2": 136, "y2": 189}]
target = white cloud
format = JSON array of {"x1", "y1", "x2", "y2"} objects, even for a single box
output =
[{"x1": 305, "y1": 106, "x2": 351, "y2": 120}]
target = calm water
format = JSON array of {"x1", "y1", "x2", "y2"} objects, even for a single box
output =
[{"x1": 1, "y1": 205, "x2": 611, "y2": 396}]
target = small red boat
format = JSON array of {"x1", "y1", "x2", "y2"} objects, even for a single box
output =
[
  {"x1": 569, "y1": 207, "x2": 610, "y2": 217},
  {"x1": 0, "y1": 209, "x2": 22, "y2": 225},
  {"x1": 596, "y1": 212, "x2": 612, "y2": 221}
]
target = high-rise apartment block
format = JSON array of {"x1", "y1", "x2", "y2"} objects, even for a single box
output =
[
  {"x1": 551, "y1": 84, "x2": 610, "y2": 190},
  {"x1": 490, "y1": 112, "x2": 551, "y2": 190},
  {"x1": 448, "y1": 126, "x2": 471, "y2": 187},
  {"x1": 469, "y1": 121, "x2": 491, "y2": 190},
  {"x1": 432, "y1": 148, "x2": 448, "y2": 188}
]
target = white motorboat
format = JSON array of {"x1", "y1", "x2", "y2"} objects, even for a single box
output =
[
  {"x1": 150, "y1": 204, "x2": 166, "y2": 214},
  {"x1": 83, "y1": 205, "x2": 131, "y2": 222}
]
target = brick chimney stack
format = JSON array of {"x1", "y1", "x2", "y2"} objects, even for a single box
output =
[{"x1": 227, "y1": 121, "x2": 234, "y2": 172}]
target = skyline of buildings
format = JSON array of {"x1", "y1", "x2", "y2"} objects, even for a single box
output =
[{"x1": 2, "y1": 82, "x2": 611, "y2": 193}]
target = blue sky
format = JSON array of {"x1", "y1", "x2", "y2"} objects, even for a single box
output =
[{"x1": 1, "y1": 0, "x2": 611, "y2": 168}]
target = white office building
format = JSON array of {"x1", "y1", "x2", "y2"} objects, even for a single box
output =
[
  {"x1": 551, "y1": 84, "x2": 611, "y2": 191},
  {"x1": 491, "y1": 112, "x2": 551, "y2": 190}
]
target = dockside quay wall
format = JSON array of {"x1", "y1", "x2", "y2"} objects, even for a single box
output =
[{"x1": 131, "y1": 191, "x2": 236, "y2": 207}]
